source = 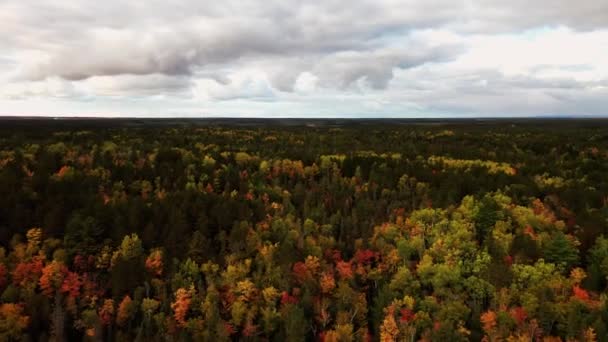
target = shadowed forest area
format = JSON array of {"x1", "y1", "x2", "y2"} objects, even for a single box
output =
[{"x1": 1, "y1": 119, "x2": 608, "y2": 341}]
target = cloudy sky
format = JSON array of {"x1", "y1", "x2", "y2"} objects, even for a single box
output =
[{"x1": 1, "y1": 1, "x2": 608, "y2": 117}]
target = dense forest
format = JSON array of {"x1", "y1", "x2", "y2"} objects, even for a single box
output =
[{"x1": 1, "y1": 119, "x2": 608, "y2": 341}]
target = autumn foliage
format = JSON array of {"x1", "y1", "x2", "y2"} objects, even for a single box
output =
[{"x1": 0, "y1": 123, "x2": 607, "y2": 340}]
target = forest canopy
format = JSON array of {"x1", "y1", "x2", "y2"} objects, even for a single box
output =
[{"x1": 0, "y1": 119, "x2": 608, "y2": 341}]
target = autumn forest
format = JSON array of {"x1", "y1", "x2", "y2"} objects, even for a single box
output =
[{"x1": 1, "y1": 119, "x2": 608, "y2": 341}]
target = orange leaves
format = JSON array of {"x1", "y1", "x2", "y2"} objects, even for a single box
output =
[
  {"x1": 145, "y1": 249, "x2": 163, "y2": 277},
  {"x1": 379, "y1": 306, "x2": 399, "y2": 342},
  {"x1": 56, "y1": 165, "x2": 74, "y2": 178},
  {"x1": 582, "y1": 327, "x2": 598, "y2": 342},
  {"x1": 99, "y1": 299, "x2": 114, "y2": 326},
  {"x1": 117, "y1": 295, "x2": 135, "y2": 327},
  {"x1": 480, "y1": 310, "x2": 497, "y2": 335},
  {"x1": 39, "y1": 261, "x2": 67, "y2": 297},
  {"x1": 320, "y1": 330, "x2": 340, "y2": 342},
  {"x1": 320, "y1": 272, "x2": 336, "y2": 294},
  {"x1": 0, "y1": 303, "x2": 29, "y2": 337},
  {"x1": 570, "y1": 268, "x2": 587, "y2": 285},
  {"x1": 531, "y1": 199, "x2": 557, "y2": 223},
  {"x1": 336, "y1": 260, "x2": 353, "y2": 280},
  {"x1": 39, "y1": 261, "x2": 80, "y2": 299},
  {"x1": 171, "y1": 287, "x2": 192, "y2": 327},
  {"x1": 293, "y1": 255, "x2": 323, "y2": 284}
]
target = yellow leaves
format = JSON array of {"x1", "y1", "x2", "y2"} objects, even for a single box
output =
[
  {"x1": 235, "y1": 279, "x2": 257, "y2": 302},
  {"x1": 320, "y1": 154, "x2": 346, "y2": 170},
  {"x1": 260, "y1": 306, "x2": 281, "y2": 334},
  {"x1": 403, "y1": 295, "x2": 416, "y2": 310},
  {"x1": 416, "y1": 254, "x2": 434, "y2": 277},
  {"x1": 202, "y1": 155, "x2": 216, "y2": 168},
  {"x1": 534, "y1": 173, "x2": 571, "y2": 190},
  {"x1": 234, "y1": 152, "x2": 253, "y2": 166},
  {"x1": 141, "y1": 298, "x2": 160, "y2": 316},
  {"x1": 507, "y1": 333, "x2": 534, "y2": 342},
  {"x1": 427, "y1": 155, "x2": 516, "y2": 175},
  {"x1": 95, "y1": 245, "x2": 113, "y2": 270},
  {"x1": 332, "y1": 323, "x2": 354, "y2": 342},
  {"x1": 457, "y1": 322, "x2": 471, "y2": 337},
  {"x1": 258, "y1": 243, "x2": 277, "y2": 263},
  {"x1": 259, "y1": 160, "x2": 270, "y2": 173},
  {"x1": 570, "y1": 267, "x2": 587, "y2": 285},
  {"x1": 262, "y1": 286, "x2": 280, "y2": 304},
  {"x1": 305, "y1": 255, "x2": 321, "y2": 275},
  {"x1": 383, "y1": 249, "x2": 401, "y2": 272},
  {"x1": 26, "y1": 228, "x2": 42, "y2": 254},
  {"x1": 118, "y1": 234, "x2": 143, "y2": 261},
  {"x1": 201, "y1": 261, "x2": 220, "y2": 276},
  {"x1": 492, "y1": 220, "x2": 515, "y2": 256},
  {"x1": 223, "y1": 259, "x2": 252, "y2": 285},
  {"x1": 230, "y1": 300, "x2": 248, "y2": 327}
]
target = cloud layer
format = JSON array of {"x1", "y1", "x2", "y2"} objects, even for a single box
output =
[{"x1": 1, "y1": 1, "x2": 608, "y2": 116}]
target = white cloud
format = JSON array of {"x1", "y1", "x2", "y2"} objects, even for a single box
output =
[{"x1": 1, "y1": 1, "x2": 608, "y2": 116}]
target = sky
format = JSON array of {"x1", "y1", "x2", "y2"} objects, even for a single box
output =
[{"x1": 1, "y1": 1, "x2": 608, "y2": 118}]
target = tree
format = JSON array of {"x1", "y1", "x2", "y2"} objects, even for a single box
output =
[
  {"x1": 544, "y1": 232, "x2": 580, "y2": 272},
  {"x1": 0, "y1": 303, "x2": 29, "y2": 340},
  {"x1": 171, "y1": 287, "x2": 192, "y2": 327},
  {"x1": 474, "y1": 196, "x2": 501, "y2": 244}
]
